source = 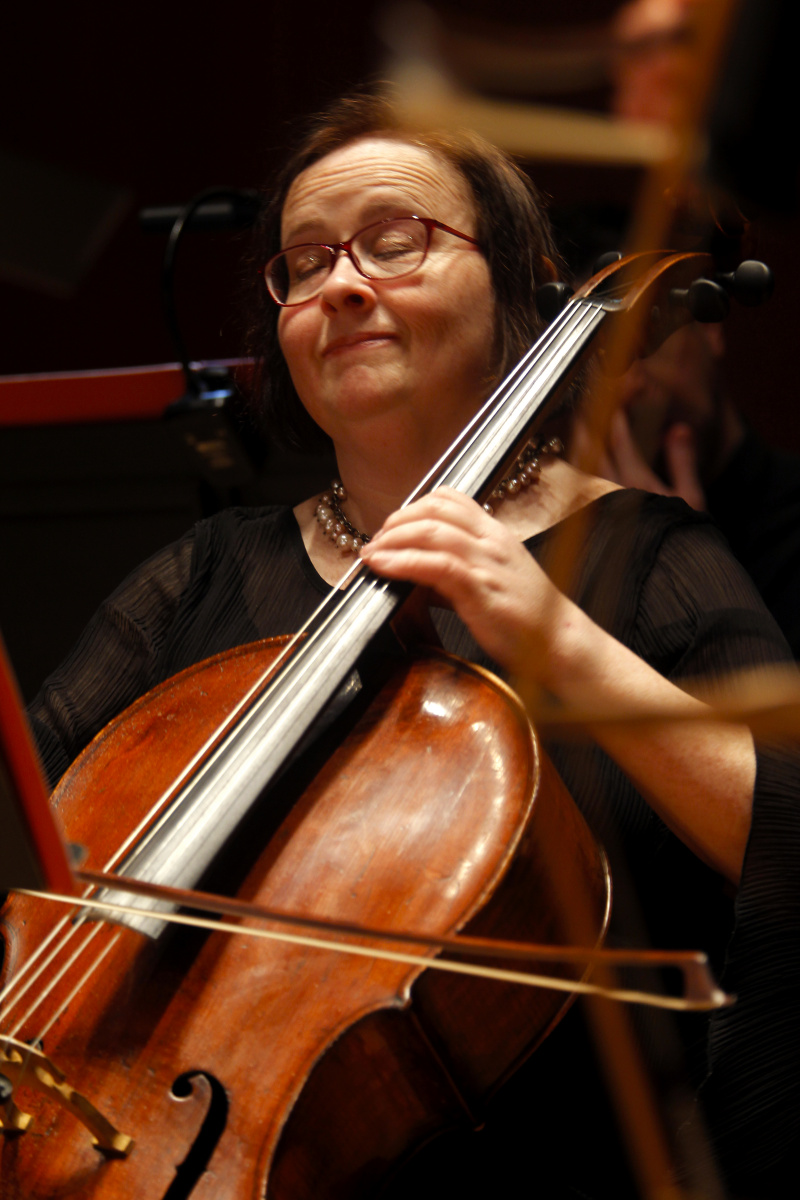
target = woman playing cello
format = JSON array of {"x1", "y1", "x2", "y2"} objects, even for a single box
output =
[{"x1": 23, "y1": 96, "x2": 800, "y2": 1195}]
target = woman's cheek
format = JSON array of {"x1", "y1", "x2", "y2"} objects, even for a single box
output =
[
  {"x1": 278, "y1": 309, "x2": 317, "y2": 400},
  {"x1": 277, "y1": 308, "x2": 301, "y2": 370}
]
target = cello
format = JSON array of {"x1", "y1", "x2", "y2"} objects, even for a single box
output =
[{"x1": 0, "y1": 252, "x2": 730, "y2": 1199}]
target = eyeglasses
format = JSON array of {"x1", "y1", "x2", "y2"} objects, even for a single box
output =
[{"x1": 263, "y1": 215, "x2": 479, "y2": 306}]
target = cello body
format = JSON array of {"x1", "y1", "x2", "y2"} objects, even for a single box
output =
[{"x1": 0, "y1": 636, "x2": 609, "y2": 1199}]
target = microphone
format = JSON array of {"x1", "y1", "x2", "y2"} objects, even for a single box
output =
[{"x1": 139, "y1": 190, "x2": 260, "y2": 234}]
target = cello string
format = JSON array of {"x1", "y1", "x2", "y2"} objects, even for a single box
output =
[
  {"x1": 98, "y1": 573, "x2": 404, "y2": 907},
  {"x1": 0, "y1": 929, "x2": 123, "y2": 1099},
  {"x1": 27, "y1": 930, "x2": 123, "y2": 1045},
  {"x1": 2, "y1": 903, "x2": 132, "y2": 1052},
  {"x1": 86, "y1": 647, "x2": 303, "y2": 874},
  {"x1": 0, "y1": 909, "x2": 102, "y2": 1037},
  {"x1": 0, "y1": 908, "x2": 79, "y2": 1004},
  {"x1": 404, "y1": 304, "x2": 604, "y2": 506},
  {"x1": 0, "y1": 871, "x2": 110, "y2": 1009},
  {"x1": 4, "y1": 920, "x2": 105, "y2": 1032},
  {"x1": 0, "y1": 883, "x2": 120, "y2": 1036},
  {"x1": 400, "y1": 300, "x2": 592, "y2": 504}
]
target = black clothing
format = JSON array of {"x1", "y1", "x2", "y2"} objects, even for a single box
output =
[
  {"x1": 707, "y1": 428, "x2": 800, "y2": 658},
  {"x1": 28, "y1": 490, "x2": 800, "y2": 1194}
]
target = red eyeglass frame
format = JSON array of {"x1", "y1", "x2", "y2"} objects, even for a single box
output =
[{"x1": 262, "y1": 216, "x2": 480, "y2": 306}]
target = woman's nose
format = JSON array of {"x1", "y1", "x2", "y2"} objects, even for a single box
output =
[{"x1": 320, "y1": 251, "x2": 375, "y2": 311}]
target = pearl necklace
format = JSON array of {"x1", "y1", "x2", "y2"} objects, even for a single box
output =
[
  {"x1": 315, "y1": 436, "x2": 563, "y2": 555},
  {"x1": 315, "y1": 481, "x2": 370, "y2": 554}
]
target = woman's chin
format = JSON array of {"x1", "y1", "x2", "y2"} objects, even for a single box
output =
[{"x1": 308, "y1": 374, "x2": 413, "y2": 431}]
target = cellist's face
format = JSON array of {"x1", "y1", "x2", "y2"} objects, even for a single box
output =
[{"x1": 277, "y1": 138, "x2": 497, "y2": 453}]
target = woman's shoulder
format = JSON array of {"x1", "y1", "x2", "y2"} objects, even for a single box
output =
[
  {"x1": 186, "y1": 502, "x2": 331, "y2": 607},
  {"x1": 188, "y1": 503, "x2": 298, "y2": 563},
  {"x1": 528, "y1": 472, "x2": 714, "y2": 561},
  {"x1": 194, "y1": 503, "x2": 294, "y2": 536},
  {"x1": 577, "y1": 485, "x2": 713, "y2": 533},
  {"x1": 503, "y1": 459, "x2": 710, "y2": 544},
  {"x1": 529, "y1": 483, "x2": 743, "y2": 655}
]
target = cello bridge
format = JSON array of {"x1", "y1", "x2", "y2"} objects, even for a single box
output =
[{"x1": 0, "y1": 1036, "x2": 133, "y2": 1157}]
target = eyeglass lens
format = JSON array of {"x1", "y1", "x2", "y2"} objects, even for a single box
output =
[{"x1": 267, "y1": 218, "x2": 429, "y2": 305}]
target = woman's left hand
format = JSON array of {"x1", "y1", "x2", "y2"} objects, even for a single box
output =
[{"x1": 360, "y1": 487, "x2": 573, "y2": 679}]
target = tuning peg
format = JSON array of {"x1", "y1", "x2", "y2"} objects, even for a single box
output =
[
  {"x1": 592, "y1": 251, "x2": 623, "y2": 274},
  {"x1": 716, "y1": 260, "x2": 774, "y2": 307},
  {"x1": 536, "y1": 281, "x2": 574, "y2": 323},
  {"x1": 670, "y1": 278, "x2": 730, "y2": 322}
]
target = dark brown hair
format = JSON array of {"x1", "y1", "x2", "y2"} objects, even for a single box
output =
[{"x1": 244, "y1": 94, "x2": 561, "y2": 451}]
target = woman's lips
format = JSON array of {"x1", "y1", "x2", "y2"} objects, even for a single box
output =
[{"x1": 322, "y1": 332, "x2": 398, "y2": 357}]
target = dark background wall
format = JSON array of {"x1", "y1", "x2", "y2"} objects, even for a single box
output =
[
  {"x1": 1, "y1": 2, "x2": 386, "y2": 375},
  {"x1": 2, "y1": 0, "x2": 388, "y2": 696},
  {"x1": 2, "y1": 0, "x2": 798, "y2": 698}
]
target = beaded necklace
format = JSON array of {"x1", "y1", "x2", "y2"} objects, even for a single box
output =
[{"x1": 314, "y1": 436, "x2": 563, "y2": 555}]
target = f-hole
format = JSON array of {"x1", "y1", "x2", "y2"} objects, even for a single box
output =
[{"x1": 162, "y1": 1071, "x2": 229, "y2": 1200}]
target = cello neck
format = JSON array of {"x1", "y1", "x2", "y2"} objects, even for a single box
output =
[{"x1": 413, "y1": 292, "x2": 607, "y2": 505}]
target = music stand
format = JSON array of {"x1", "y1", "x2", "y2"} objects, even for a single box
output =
[{"x1": 0, "y1": 633, "x2": 74, "y2": 893}]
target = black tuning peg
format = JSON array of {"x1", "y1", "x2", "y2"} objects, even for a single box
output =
[
  {"x1": 592, "y1": 251, "x2": 623, "y2": 273},
  {"x1": 587, "y1": 252, "x2": 624, "y2": 296},
  {"x1": 716, "y1": 260, "x2": 774, "y2": 306},
  {"x1": 670, "y1": 278, "x2": 731, "y2": 322},
  {"x1": 536, "y1": 281, "x2": 574, "y2": 324}
]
